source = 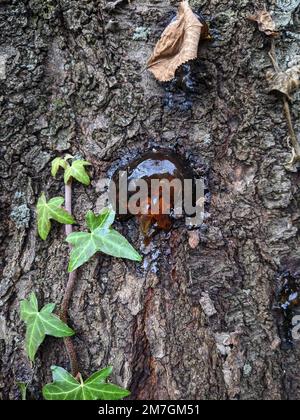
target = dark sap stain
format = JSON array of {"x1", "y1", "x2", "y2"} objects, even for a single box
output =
[
  {"x1": 112, "y1": 149, "x2": 196, "y2": 241},
  {"x1": 163, "y1": 63, "x2": 197, "y2": 111},
  {"x1": 275, "y1": 270, "x2": 300, "y2": 350},
  {"x1": 161, "y1": 12, "x2": 211, "y2": 111}
]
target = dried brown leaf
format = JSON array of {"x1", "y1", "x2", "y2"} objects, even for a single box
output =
[
  {"x1": 248, "y1": 10, "x2": 279, "y2": 37},
  {"x1": 267, "y1": 65, "x2": 300, "y2": 100},
  {"x1": 147, "y1": 1, "x2": 208, "y2": 82}
]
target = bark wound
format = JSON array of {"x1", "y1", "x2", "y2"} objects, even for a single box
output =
[{"x1": 130, "y1": 288, "x2": 156, "y2": 400}]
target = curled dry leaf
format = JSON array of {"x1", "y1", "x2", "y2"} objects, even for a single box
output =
[
  {"x1": 248, "y1": 9, "x2": 279, "y2": 37},
  {"x1": 285, "y1": 147, "x2": 300, "y2": 173},
  {"x1": 147, "y1": 1, "x2": 209, "y2": 82},
  {"x1": 267, "y1": 65, "x2": 300, "y2": 100}
]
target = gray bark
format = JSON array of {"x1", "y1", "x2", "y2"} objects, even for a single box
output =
[{"x1": 1, "y1": 0, "x2": 300, "y2": 400}]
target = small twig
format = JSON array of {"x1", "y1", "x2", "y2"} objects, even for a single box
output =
[
  {"x1": 269, "y1": 39, "x2": 300, "y2": 166},
  {"x1": 60, "y1": 180, "x2": 79, "y2": 377},
  {"x1": 268, "y1": 40, "x2": 280, "y2": 73},
  {"x1": 282, "y1": 97, "x2": 300, "y2": 157}
]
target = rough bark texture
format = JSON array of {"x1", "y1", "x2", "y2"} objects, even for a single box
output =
[{"x1": 1, "y1": 0, "x2": 300, "y2": 400}]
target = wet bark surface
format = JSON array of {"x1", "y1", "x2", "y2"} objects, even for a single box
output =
[{"x1": 1, "y1": 0, "x2": 300, "y2": 400}]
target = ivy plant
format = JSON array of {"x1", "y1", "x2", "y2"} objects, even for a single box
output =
[
  {"x1": 20, "y1": 292, "x2": 74, "y2": 361},
  {"x1": 20, "y1": 155, "x2": 140, "y2": 400},
  {"x1": 43, "y1": 366, "x2": 130, "y2": 401},
  {"x1": 67, "y1": 209, "x2": 141, "y2": 272},
  {"x1": 51, "y1": 155, "x2": 91, "y2": 185},
  {"x1": 37, "y1": 193, "x2": 75, "y2": 240}
]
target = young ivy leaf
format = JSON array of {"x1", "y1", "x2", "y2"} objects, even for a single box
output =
[
  {"x1": 64, "y1": 160, "x2": 91, "y2": 186},
  {"x1": 43, "y1": 366, "x2": 130, "y2": 400},
  {"x1": 86, "y1": 208, "x2": 116, "y2": 231},
  {"x1": 64, "y1": 154, "x2": 74, "y2": 161},
  {"x1": 66, "y1": 208, "x2": 142, "y2": 272},
  {"x1": 20, "y1": 292, "x2": 74, "y2": 362},
  {"x1": 37, "y1": 193, "x2": 75, "y2": 240},
  {"x1": 51, "y1": 157, "x2": 68, "y2": 178}
]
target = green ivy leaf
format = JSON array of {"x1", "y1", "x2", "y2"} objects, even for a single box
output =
[
  {"x1": 51, "y1": 158, "x2": 68, "y2": 178},
  {"x1": 43, "y1": 366, "x2": 130, "y2": 400},
  {"x1": 20, "y1": 292, "x2": 74, "y2": 362},
  {"x1": 64, "y1": 160, "x2": 91, "y2": 186},
  {"x1": 66, "y1": 209, "x2": 142, "y2": 272},
  {"x1": 37, "y1": 193, "x2": 75, "y2": 240},
  {"x1": 64, "y1": 154, "x2": 74, "y2": 161},
  {"x1": 17, "y1": 382, "x2": 28, "y2": 400},
  {"x1": 96, "y1": 229, "x2": 143, "y2": 260},
  {"x1": 85, "y1": 208, "x2": 115, "y2": 231}
]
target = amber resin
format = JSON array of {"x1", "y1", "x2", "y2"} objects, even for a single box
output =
[{"x1": 113, "y1": 150, "x2": 195, "y2": 236}]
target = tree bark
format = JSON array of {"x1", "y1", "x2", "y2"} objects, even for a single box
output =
[{"x1": 1, "y1": 0, "x2": 300, "y2": 400}]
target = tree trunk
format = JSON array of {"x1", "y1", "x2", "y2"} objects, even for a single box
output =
[{"x1": 1, "y1": 0, "x2": 300, "y2": 400}]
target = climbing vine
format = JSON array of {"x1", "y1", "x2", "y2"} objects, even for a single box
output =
[{"x1": 20, "y1": 155, "x2": 142, "y2": 400}]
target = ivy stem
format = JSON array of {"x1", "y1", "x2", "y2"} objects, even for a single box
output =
[
  {"x1": 269, "y1": 39, "x2": 300, "y2": 160},
  {"x1": 60, "y1": 179, "x2": 79, "y2": 377}
]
